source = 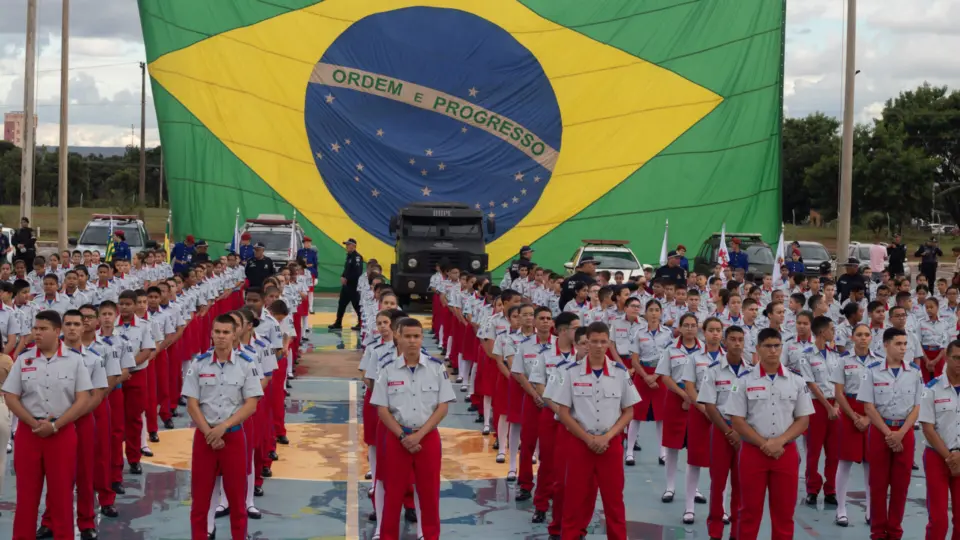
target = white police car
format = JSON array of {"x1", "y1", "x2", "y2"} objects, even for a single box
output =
[{"x1": 564, "y1": 240, "x2": 644, "y2": 279}]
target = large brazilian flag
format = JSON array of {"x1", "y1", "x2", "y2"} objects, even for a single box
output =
[{"x1": 140, "y1": 0, "x2": 784, "y2": 289}]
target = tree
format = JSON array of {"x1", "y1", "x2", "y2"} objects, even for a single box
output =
[{"x1": 782, "y1": 113, "x2": 840, "y2": 221}]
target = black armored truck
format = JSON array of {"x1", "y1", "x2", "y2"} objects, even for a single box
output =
[{"x1": 389, "y1": 203, "x2": 495, "y2": 304}]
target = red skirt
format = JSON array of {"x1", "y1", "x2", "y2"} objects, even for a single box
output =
[
  {"x1": 476, "y1": 343, "x2": 495, "y2": 397},
  {"x1": 633, "y1": 366, "x2": 665, "y2": 421},
  {"x1": 362, "y1": 388, "x2": 379, "y2": 446},
  {"x1": 686, "y1": 406, "x2": 712, "y2": 467},
  {"x1": 922, "y1": 348, "x2": 945, "y2": 383},
  {"x1": 661, "y1": 389, "x2": 689, "y2": 450},
  {"x1": 493, "y1": 371, "x2": 510, "y2": 422},
  {"x1": 837, "y1": 397, "x2": 868, "y2": 463},
  {"x1": 507, "y1": 377, "x2": 526, "y2": 424}
]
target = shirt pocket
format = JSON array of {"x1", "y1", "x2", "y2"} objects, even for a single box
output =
[
  {"x1": 935, "y1": 397, "x2": 954, "y2": 413},
  {"x1": 746, "y1": 386, "x2": 770, "y2": 401},
  {"x1": 872, "y1": 384, "x2": 893, "y2": 406},
  {"x1": 421, "y1": 380, "x2": 440, "y2": 394},
  {"x1": 572, "y1": 383, "x2": 593, "y2": 397},
  {"x1": 57, "y1": 371, "x2": 76, "y2": 386},
  {"x1": 22, "y1": 369, "x2": 38, "y2": 391}
]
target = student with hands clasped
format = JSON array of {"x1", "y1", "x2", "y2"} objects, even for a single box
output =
[{"x1": 919, "y1": 340, "x2": 960, "y2": 540}]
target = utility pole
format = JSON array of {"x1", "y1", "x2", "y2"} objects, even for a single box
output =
[
  {"x1": 139, "y1": 61, "x2": 147, "y2": 206},
  {"x1": 837, "y1": 0, "x2": 857, "y2": 263},
  {"x1": 159, "y1": 146, "x2": 164, "y2": 208},
  {"x1": 57, "y1": 0, "x2": 70, "y2": 252},
  {"x1": 20, "y1": 0, "x2": 38, "y2": 224}
]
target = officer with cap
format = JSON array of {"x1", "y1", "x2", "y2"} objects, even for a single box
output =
[
  {"x1": 371, "y1": 317, "x2": 455, "y2": 540},
  {"x1": 723, "y1": 327, "x2": 814, "y2": 540},
  {"x1": 2, "y1": 310, "x2": 94, "y2": 540},
  {"x1": 654, "y1": 251, "x2": 687, "y2": 288},
  {"x1": 296, "y1": 237, "x2": 319, "y2": 313},
  {"x1": 727, "y1": 238, "x2": 749, "y2": 272},
  {"x1": 858, "y1": 327, "x2": 922, "y2": 540},
  {"x1": 245, "y1": 242, "x2": 274, "y2": 288},
  {"x1": 501, "y1": 246, "x2": 535, "y2": 289},
  {"x1": 676, "y1": 244, "x2": 690, "y2": 271},
  {"x1": 183, "y1": 313, "x2": 263, "y2": 540},
  {"x1": 112, "y1": 230, "x2": 131, "y2": 262},
  {"x1": 551, "y1": 321, "x2": 640, "y2": 540},
  {"x1": 559, "y1": 256, "x2": 598, "y2": 312},
  {"x1": 192, "y1": 240, "x2": 210, "y2": 265},
  {"x1": 171, "y1": 235, "x2": 196, "y2": 274},
  {"x1": 330, "y1": 239, "x2": 363, "y2": 331},
  {"x1": 836, "y1": 258, "x2": 866, "y2": 302},
  {"x1": 919, "y1": 340, "x2": 960, "y2": 540},
  {"x1": 238, "y1": 232, "x2": 254, "y2": 262}
]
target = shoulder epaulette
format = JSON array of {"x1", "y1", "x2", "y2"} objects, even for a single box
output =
[
  {"x1": 867, "y1": 361, "x2": 882, "y2": 369},
  {"x1": 239, "y1": 352, "x2": 255, "y2": 363},
  {"x1": 612, "y1": 362, "x2": 627, "y2": 371},
  {"x1": 709, "y1": 360, "x2": 720, "y2": 368},
  {"x1": 102, "y1": 336, "x2": 113, "y2": 345},
  {"x1": 378, "y1": 354, "x2": 394, "y2": 366},
  {"x1": 839, "y1": 351, "x2": 850, "y2": 357},
  {"x1": 565, "y1": 361, "x2": 581, "y2": 371},
  {"x1": 374, "y1": 342, "x2": 389, "y2": 350},
  {"x1": 254, "y1": 339, "x2": 267, "y2": 348},
  {"x1": 557, "y1": 359, "x2": 569, "y2": 369},
  {"x1": 86, "y1": 347, "x2": 101, "y2": 356},
  {"x1": 243, "y1": 344, "x2": 257, "y2": 353},
  {"x1": 737, "y1": 369, "x2": 751, "y2": 378},
  {"x1": 428, "y1": 355, "x2": 443, "y2": 364},
  {"x1": 197, "y1": 352, "x2": 212, "y2": 361},
  {"x1": 910, "y1": 362, "x2": 920, "y2": 371},
  {"x1": 926, "y1": 377, "x2": 940, "y2": 388},
  {"x1": 69, "y1": 347, "x2": 82, "y2": 354},
  {"x1": 119, "y1": 334, "x2": 129, "y2": 341},
  {"x1": 787, "y1": 367, "x2": 801, "y2": 376},
  {"x1": 520, "y1": 335, "x2": 532, "y2": 344}
]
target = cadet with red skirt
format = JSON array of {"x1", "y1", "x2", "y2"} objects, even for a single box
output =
[
  {"x1": 551, "y1": 321, "x2": 639, "y2": 540},
  {"x1": 183, "y1": 314, "x2": 263, "y2": 540}
]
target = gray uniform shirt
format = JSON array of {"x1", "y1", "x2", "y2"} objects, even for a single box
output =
[
  {"x1": 551, "y1": 359, "x2": 640, "y2": 435},
  {"x1": 722, "y1": 363, "x2": 815, "y2": 440},
  {"x1": 696, "y1": 357, "x2": 750, "y2": 421},
  {"x1": 857, "y1": 360, "x2": 923, "y2": 421},
  {"x1": 181, "y1": 350, "x2": 264, "y2": 426},
  {"x1": 2, "y1": 343, "x2": 94, "y2": 417},
  {"x1": 370, "y1": 353, "x2": 456, "y2": 429},
  {"x1": 920, "y1": 376, "x2": 960, "y2": 450},
  {"x1": 115, "y1": 316, "x2": 156, "y2": 372}
]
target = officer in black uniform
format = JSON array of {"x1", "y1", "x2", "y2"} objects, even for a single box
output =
[
  {"x1": 558, "y1": 256, "x2": 598, "y2": 312},
  {"x1": 244, "y1": 242, "x2": 274, "y2": 288},
  {"x1": 835, "y1": 257, "x2": 866, "y2": 302},
  {"x1": 192, "y1": 240, "x2": 211, "y2": 265},
  {"x1": 506, "y1": 246, "x2": 535, "y2": 284},
  {"x1": 653, "y1": 250, "x2": 687, "y2": 288},
  {"x1": 330, "y1": 238, "x2": 363, "y2": 331}
]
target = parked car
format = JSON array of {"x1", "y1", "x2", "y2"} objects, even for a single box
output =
[
  {"x1": 848, "y1": 242, "x2": 886, "y2": 273},
  {"x1": 70, "y1": 214, "x2": 157, "y2": 257},
  {"x1": 786, "y1": 240, "x2": 833, "y2": 278},
  {"x1": 234, "y1": 214, "x2": 304, "y2": 271},
  {"x1": 564, "y1": 240, "x2": 644, "y2": 279},
  {"x1": 693, "y1": 233, "x2": 774, "y2": 277}
]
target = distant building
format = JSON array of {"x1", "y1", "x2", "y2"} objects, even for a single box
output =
[{"x1": 3, "y1": 111, "x2": 38, "y2": 148}]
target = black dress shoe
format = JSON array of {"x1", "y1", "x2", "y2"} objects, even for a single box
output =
[
  {"x1": 532, "y1": 510, "x2": 546, "y2": 523},
  {"x1": 467, "y1": 404, "x2": 477, "y2": 412},
  {"x1": 368, "y1": 511, "x2": 377, "y2": 522},
  {"x1": 493, "y1": 438, "x2": 500, "y2": 450},
  {"x1": 364, "y1": 471, "x2": 373, "y2": 480},
  {"x1": 140, "y1": 447, "x2": 154, "y2": 458},
  {"x1": 276, "y1": 435, "x2": 290, "y2": 445},
  {"x1": 548, "y1": 536, "x2": 560, "y2": 540},
  {"x1": 805, "y1": 493, "x2": 818, "y2": 506},
  {"x1": 215, "y1": 505, "x2": 230, "y2": 519},
  {"x1": 658, "y1": 457, "x2": 665, "y2": 466},
  {"x1": 129, "y1": 462, "x2": 143, "y2": 475},
  {"x1": 208, "y1": 527, "x2": 216, "y2": 540},
  {"x1": 36, "y1": 525, "x2": 54, "y2": 539},
  {"x1": 634, "y1": 441, "x2": 642, "y2": 451},
  {"x1": 285, "y1": 380, "x2": 292, "y2": 389},
  {"x1": 268, "y1": 450, "x2": 279, "y2": 461},
  {"x1": 328, "y1": 323, "x2": 343, "y2": 330},
  {"x1": 149, "y1": 432, "x2": 160, "y2": 443},
  {"x1": 171, "y1": 408, "x2": 181, "y2": 418},
  {"x1": 80, "y1": 529, "x2": 98, "y2": 540},
  {"x1": 405, "y1": 507, "x2": 418, "y2": 523},
  {"x1": 179, "y1": 396, "x2": 187, "y2": 406},
  {"x1": 351, "y1": 324, "x2": 362, "y2": 331},
  {"x1": 824, "y1": 493, "x2": 838, "y2": 505},
  {"x1": 111, "y1": 482, "x2": 126, "y2": 495},
  {"x1": 474, "y1": 415, "x2": 483, "y2": 423},
  {"x1": 247, "y1": 506, "x2": 262, "y2": 519},
  {"x1": 100, "y1": 505, "x2": 119, "y2": 518},
  {"x1": 515, "y1": 489, "x2": 532, "y2": 502},
  {"x1": 261, "y1": 467, "x2": 273, "y2": 478},
  {"x1": 163, "y1": 419, "x2": 175, "y2": 430},
  {"x1": 254, "y1": 486, "x2": 264, "y2": 497}
]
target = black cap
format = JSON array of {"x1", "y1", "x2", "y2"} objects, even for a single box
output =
[
  {"x1": 253, "y1": 242, "x2": 266, "y2": 249},
  {"x1": 195, "y1": 240, "x2": 207, "y2": 247},
  {"x1": 520, "y1": 245, "x2": 534, "y2": 254},
  {"x1": 577, "y1": 256, "x2": 599, "y2": 267},
  {"x1": 667, "y1": 250, "x2": 679, "y2": 258},
  {"x1": 843, "y1": 257, "x2": 858, "y2": 266},
  {"x1": 343, "y1": 238, "x2": 357, "y2": 246}
]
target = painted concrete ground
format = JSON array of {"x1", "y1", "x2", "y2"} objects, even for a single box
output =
[{"x1": 0, "y1": 298, "x2": 936, "y2": 539}]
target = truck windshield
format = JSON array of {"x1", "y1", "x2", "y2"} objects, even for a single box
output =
[
  {"x1": 79, "y1": 224, "x2": 143, "y2": 247},
  {"x1": 247, "y1": 231, "x2": 301, "y2": 251},
  {"x1": 403, "y1": 217, "x2": 481, "y2": 238}
]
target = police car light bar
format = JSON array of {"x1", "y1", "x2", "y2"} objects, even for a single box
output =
[
  {"x1": 91, "y1": 214, "x2": 138, "y2": 221},
  {"x1": 581, "y1": 239, "x2": 629, "y2": 246}
]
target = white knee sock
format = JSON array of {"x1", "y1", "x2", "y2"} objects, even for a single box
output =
[
  {"x1": 245, "y1": 468, "x2": 255, "y2": 509},
  {"x1": 414, "y1": 484, "x2": 424, "y2": 538},
  {"x1": 626, "y1": 420, "x2": 640, "y2": 459},
  {"x1": 141, "y1": 416, "x2": 149, "y2": 448},
  {"x1": 685, "y1": 465, "x2": 701, "y2": 513},
  {"x1": 219, "y1": 479, "x2": 228, "y2": 508},
  {"x1": 863, "y1": 462, "x2": 871, "y2": 519},
  {"x1": 497, "y1": 416, "x2": 508, "y2": 452},
  {"x1": 469, "y1": 363, "x2": 478, "y2": 394},
  {"x1": 483, "y1": 397, "x2": 493, "y2": 429},
  {"x1": 723, "y1": 482, "x2": 730, "y2": 515},
  {"x1": 374, "y1": 479, "x2": 385, "y2": 535},
  {"x1": 534, "y1": 440, "x2": 539, "y2": 460},
  {"x1": 369, "y1": 446, "x2": 377, "y2": 483},
  {"x1": 657, "y1": 421, "x2": 666, "y2": 459},
  {"x1": 460, "y1": 359, "x2": 473, "y2": 385},
  {"x1": 11, "y1": 415, "x2": 18, "y2": 434},
  {"x1": 508, "y1": 423, "x2": 522, "y2": 470},
  {"x1": 665, "y1": 448, "x2": 679, "y2": 492},
  {"x1": 835, "y1": 460, "x2": 853, "y2": 518}
]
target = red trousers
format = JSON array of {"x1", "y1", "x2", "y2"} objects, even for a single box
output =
[
  {"x1": 561, "y1": 433, "x2": 625, "y2": 540},
  {"x1": 123, "y1": 369, "x2": 148, "y2": 464},
  {"x1": 145, "y1": 361, "x2": 159, "y2": 433},
  {"x1": 109, "y1": 387, "x2": 126, "y2": 484},
  {"x1": 254, "y1": 387, "x2": 271, "y2": 487},
  {"x1": 190, "y1": 429, "x2": 247, "y2": 540},
  {"x1": 805, "y1": 399, "x2": 838, "y2": 495},
  {"x1": 867, "y1": 425, "x2": 914, "y2": 540},
  {"x1": 42, "y1": 414, "x2": 96, "y2": 530},
  {"x1": 533, "y1": 409, "x2": 558, "y2": 513},
  {"x1": 13, "y1": 424, "x2": 77, "y2": 540},
  {"x1": 93, "y1": 397, "x2": 115, "y2": 506},
  {"x1": 922, "y1": 349, "x2": 945, "y2": 383},
  {"x1": 156, "y1": 349, "x2": 172, "y2": 422},
  {"x1": 517, "y1": 394, "x2": 540, "y2": 491},
  {"x1": 379, "y1": 429, "x2": 442, "y2": 540},
  {"x1": 168, "y1": 340, "x2": 184, "y2": 412},
  {"x1": 708, "y1": 425, "x2": 740, "y2": 539},
  {"x1": 736, "y1": 441, "x2": 799, "y2": 540},
  {"x1": 923, "y1": 447, "x2": 960, "y2": 540},
  {"x1": 272, "y1": 357, "x2": 288, "y2": 438}
]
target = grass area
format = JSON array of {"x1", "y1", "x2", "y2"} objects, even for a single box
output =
[
  {"x1": 786, "y1": 224, "x2": 960, "y2": 259},
  {"x1": 0, "y1": 206, "x2": 169, "y2": 241}
]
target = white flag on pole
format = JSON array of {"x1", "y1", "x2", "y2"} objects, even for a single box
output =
[
  {"x1": 717, "y1": 222, "x2": 730, "y2": 269},
  {"x1": 773, "y1": 225, "x2": 786, "y2": 279},
  {"x1": 288, "y1": 210, "x2": 298, "y2": 260},
  {"x1": 231, "y1": 207, "x2": 240, "y2": 254},
  {"x1": 659, "y1": 219, "x2": 669, "y2": 267}
]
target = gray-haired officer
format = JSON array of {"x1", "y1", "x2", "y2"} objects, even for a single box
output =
[{"x1": 2, "y1": 310, "x2": 94, "y2": 540}]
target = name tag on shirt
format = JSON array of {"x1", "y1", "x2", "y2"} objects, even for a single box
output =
[
  {"x1": 573, "y1": 382, "x2": 593, "y2": 387},
  {"x1": 199, "y1": 373, "x2": 216, "y2": 378},
  {"x1": 22, "y1": 367, "x2": 37, "y2": 373},
  {"x1": 874, "y1": 382, "x2": 890, "y2": 387},
  {"x1": 388, "y1": 381, "x2": 404, "y2": 387}
]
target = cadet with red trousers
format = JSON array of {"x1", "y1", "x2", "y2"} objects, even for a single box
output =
[
  {"x1": 2, "y1": 310, "x2": 93, "y2": 540},
  {"x1": 552, "y1": 321, "x2": 640, "y2": 540},
  {"x1": 919, "y1": 340, "x2": 960, "y2": 540},
  {"x1": 183, "y1": 314, "x2": 263, "y2": 540},
  {"x1": 724, "y1": 327, "x2": 814, "y2": 540}
]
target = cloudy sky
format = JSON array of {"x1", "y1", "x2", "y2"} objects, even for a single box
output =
[{"x1": 1, "y1": 0, "x2": 958, "y2": 147}]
